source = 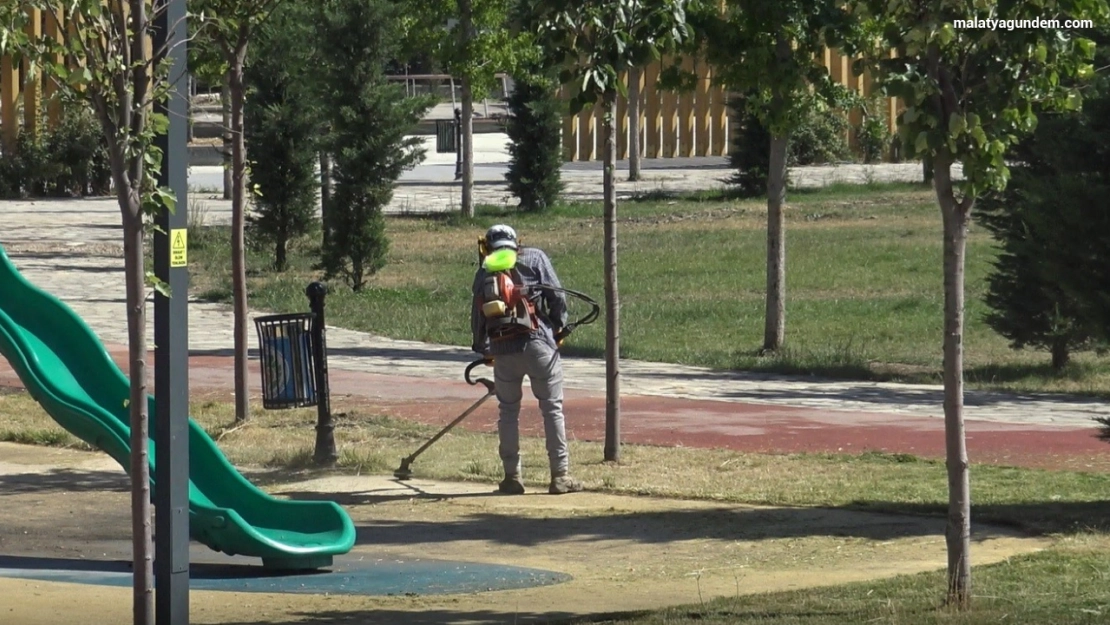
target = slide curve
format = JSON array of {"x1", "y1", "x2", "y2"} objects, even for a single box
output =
[{"x1": 0, "y1": 245, "x2": 354, "y2": 569}]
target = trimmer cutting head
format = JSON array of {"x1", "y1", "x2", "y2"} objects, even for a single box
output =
[
  {"x1": 390, "y1": 359, "x2": 497, "y2": 483},
  {"x1": 393, "y1": 459, "x2": 415, "y2": 480}
]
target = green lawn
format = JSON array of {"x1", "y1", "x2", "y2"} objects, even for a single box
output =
[
  {"x1": 596, "y1": 538, "x2": 1110, "y2": 624},
  {"x1": 186, "y1": 182, "x2": 1110, "y2": 395}
]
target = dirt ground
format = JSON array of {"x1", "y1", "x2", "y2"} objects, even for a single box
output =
[{"x1": 0, "y1": 442, "x2": 1052, "y2": 625}]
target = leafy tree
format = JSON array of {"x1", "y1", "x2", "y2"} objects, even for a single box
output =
[
  {"x1": 530, "y1": 0, "x2": 691, "y2": 462},
  {"x1": 243, "y1": 0, "x2": 319, "y2": 271},
  {"x1": 694, "y1": 0, "x2": 858, "y2": 353},
  {"x1": 317, "y1": 0, "x2": 433, "y2": 290},
  {"x1": 976, "y1": 28, "x2": 1110, "y2": 372},
  {"x1": 404, "y1": 0, "x2": 530, "y2": 217},
  {"x1": 192, "y1": 0, "x2": 285, "y2": 421},
  {"x1": 505, "y1": 68, "x2": 564, "y2": 212},
  {"x1": 849, "y1": 0, "x2": 1107, "y2": 607},
  {"x1": 1, "y1": 2, "x2": 179, "y2": 622}
]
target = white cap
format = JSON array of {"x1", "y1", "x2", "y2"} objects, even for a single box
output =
[{"x1": 485, "y1": 224, "x2": 518, "y2": 250}]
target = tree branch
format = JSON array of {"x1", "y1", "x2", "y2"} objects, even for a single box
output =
[
  {"x1": 110, "y1": 0, "x2": 129, "y2": 68},
  {"x1": 254, "y1": 0, "x2": 286, "y2": 33},
  {"x1": 925, "y1": 41, "x2": 951, "y2": 127},
  {"x1": 150, "y1": 13, "x2": 192, "y2": 62},
  {"x1": 85, "y1": 15, "x2": 114, "y2": 80},
  {"x1": 129, "y1": 0, "x2": 150, "y2": 154},
  {"x1": 957, "y1": 194, "x2": 974, "y2": 213},
  {"x1": 236, "y1": 21, "x2": 249, "y2": 65},
  {"x1": 110, "y1": 10, "x2": 132, "y2": 143},
  {"x1": 125, "y1": 0, "x2": 150, "y2": 198}
]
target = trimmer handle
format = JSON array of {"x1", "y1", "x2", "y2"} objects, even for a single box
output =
[
  {"x1": 554, "y1": 325, "x2": 573, "y2": 344},
  {"x1": 465, "y1": 359, "x2": 495, "y2": 392}
]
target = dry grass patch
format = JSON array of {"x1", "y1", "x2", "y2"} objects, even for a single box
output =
[{"x1": 3, "y1": 391, "x2": 1110, "y2": 536}]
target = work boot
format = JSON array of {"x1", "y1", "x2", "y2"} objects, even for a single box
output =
[
  {"x1": 498, "y1": 475, "x2": 525, "y2": 495},
  {"x1": 549, "y1": 473, "x2": 583, "y2": 495}
]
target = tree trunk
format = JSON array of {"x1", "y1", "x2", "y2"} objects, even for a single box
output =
[
  {"x1": 320, "y1": 150, "x2": 332, "y2": 251},
  {"x1": 763, "y1": 132, "x2": 788, "y2": 353},
  {"x1": 458, "y1": 0, "x2": 475, "y2": 218},
  {"x1": 186, "y1": 75, "x2": 195, "y2": 144},
  {"x1": 603, "y1": 94, "x2": 620, "y2": 463},
  {"x1": 229, "y1": 58, "x2": 250, "y2": 422},
  {"x1": 934, "y1": 151, "x2": 972, "y2": 609},
  {"x1": 222, "y1": 75, "x2": 232, "y2": 200},
  {"x1": 628, "y1": 67, "x2": 642, "y2": 182},
  {"x1": 276, "y1": 238, "x2": 287, "y2": 272},
  {"x1": 122, "y1": 210, "x2": 153, "y2": 625},
  {"x1": 1051, "y1": 339, "x2": 1069, "y2": 371},
  {"x1": 460, "y1": 77, "x2": 475, "y2": 218}
]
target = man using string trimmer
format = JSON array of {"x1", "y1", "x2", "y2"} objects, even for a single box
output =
[{"x1": 472, "y1": 224, "x2": 585, "y2": 495}]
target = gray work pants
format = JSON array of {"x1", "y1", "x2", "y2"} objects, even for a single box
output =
[{"x1": 493, "y1": 338, "x2": 568, "y2": 477}]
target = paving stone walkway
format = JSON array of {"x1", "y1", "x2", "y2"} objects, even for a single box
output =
[
  {"x1": 193, "y1": 133, "x2": 956, "y2": 220},
  {"x1": 2, "y1": 158, "x2": 1107, "y2": 433}
]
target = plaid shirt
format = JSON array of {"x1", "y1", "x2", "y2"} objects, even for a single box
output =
[{"x1": 471, "y1": 247, "x2": 568, "y2": 356}]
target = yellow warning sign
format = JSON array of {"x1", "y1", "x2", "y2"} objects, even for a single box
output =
[{"x1": 170, "y1": 229, "x2": 187, "y2": 267}]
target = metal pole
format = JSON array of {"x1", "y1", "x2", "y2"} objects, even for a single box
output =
[
  {"x1": 153, "y1": 0, "x2": 190, "y2": 623},
  {"x1": 454, "y1": 107, "x2": 462, "y2": 181},
  {"x1": 306, "y1": 282, "x2": 337, "y2": 465}
]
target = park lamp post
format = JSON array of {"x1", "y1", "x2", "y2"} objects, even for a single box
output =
[{"x1": 153, "y1": 0, "x2": 190, "y2": 623}]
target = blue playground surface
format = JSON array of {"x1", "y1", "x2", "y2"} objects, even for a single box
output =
[{"x1": 0, "y1": 553, "x2": 571, "y2": 596}]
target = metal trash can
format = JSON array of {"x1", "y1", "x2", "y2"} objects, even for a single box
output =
[
  {"x1": 435, "y1": 118, "x2": 458, "y2": 153},
  {"x1": 255, "y1": 313, "x2": 317, "y2": 409}
]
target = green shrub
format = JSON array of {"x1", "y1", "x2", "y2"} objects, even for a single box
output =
[
  {"x1": 505, "y1": 70, "x2": 564, "y2": 212},
  {"x1": 0, "y1": 105, "x2": 110, "y2": 199},
  {"x1": 0, "y1": 131, "x2": 51, "y2": 199},
  {"x1": 728, "y1": 96, "x2": 851, "y2": 196},
  {"x1": 856, "y1": 96, "x2": 894, "y2": 164},
  {"x1": 789, "y1": 100, "x2": 850, "y2": 165},
  {"x1": 727, "y1": 95, "x2": 772, "y2": 198},
  {"x1": 47, "y1": 108, "x2": 112, "y2": 196},
  {"x1": 0, "y1": 141, "x2": 28, "y2": 199}
]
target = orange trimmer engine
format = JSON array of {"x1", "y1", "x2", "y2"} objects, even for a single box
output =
[{"x1": 480, "y1": 271, "x2": 537, "y2": 340}]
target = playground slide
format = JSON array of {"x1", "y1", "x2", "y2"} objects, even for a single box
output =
[{"x1": 0, "y1": 246, "x2": 355, "y2": 569}]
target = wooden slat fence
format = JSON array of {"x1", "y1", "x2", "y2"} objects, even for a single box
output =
[{"x1": 2, "y1": 5, "x2": 903, "y2": 162}]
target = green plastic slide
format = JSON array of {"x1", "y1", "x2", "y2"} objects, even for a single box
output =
[{"x1": 0, "y1": 245, "x2": 355, "y2": 569}]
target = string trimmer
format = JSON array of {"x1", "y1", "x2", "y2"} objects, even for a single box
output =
[
  {"x1": 393, "y1": 359, "x2": 495, "y2": 480},
  {"x1": 390, "y1": 287, "x2": 598, "y2": 481}
]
